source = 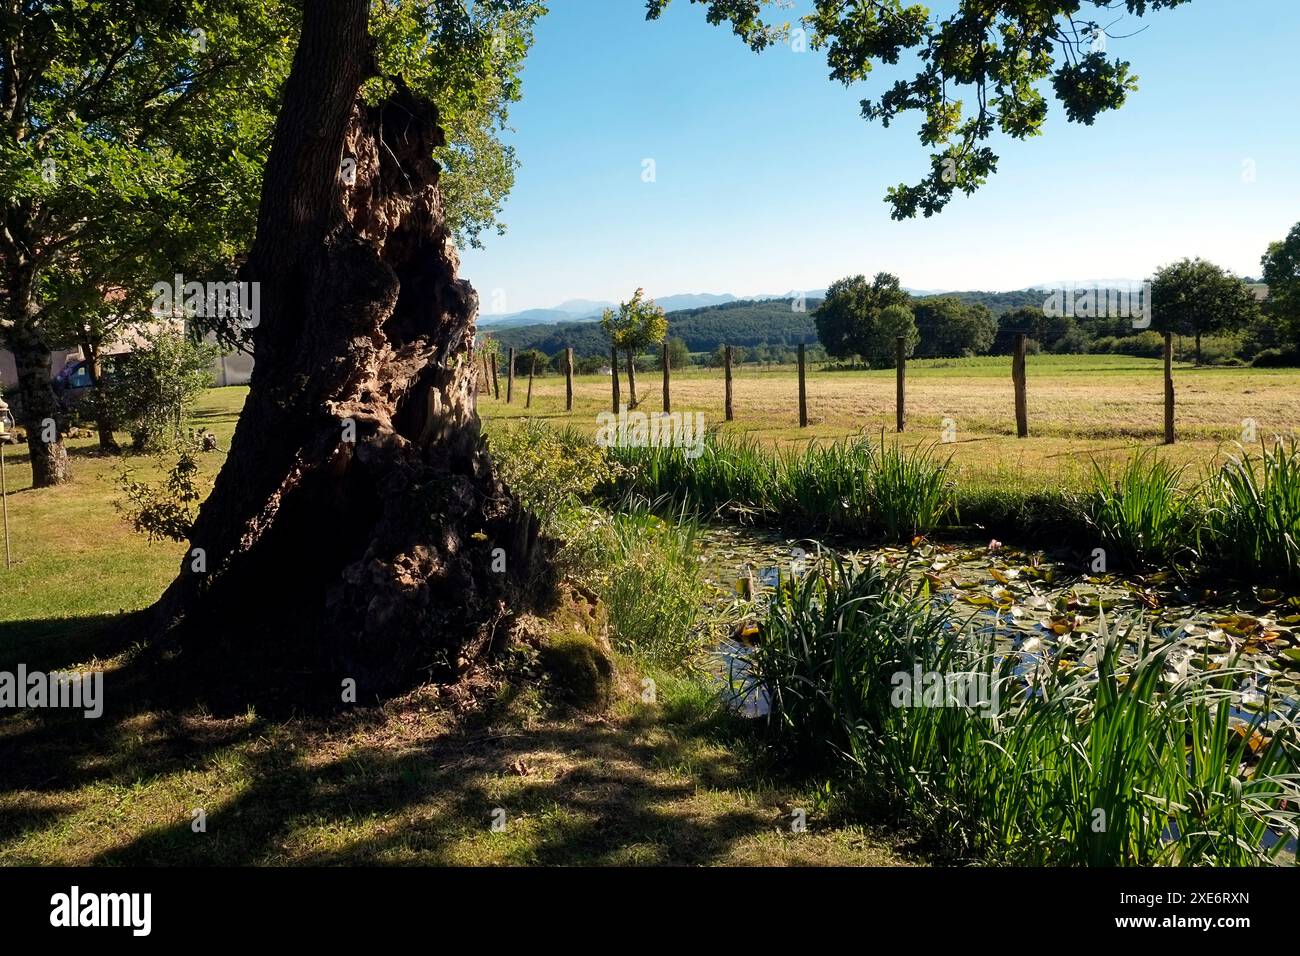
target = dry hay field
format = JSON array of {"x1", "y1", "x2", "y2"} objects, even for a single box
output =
[{"x1": 480, "y1": 354, "x2": 1300, "y2": 488}]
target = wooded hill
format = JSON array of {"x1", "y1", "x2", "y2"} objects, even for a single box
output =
[{"x1": 488, "y1": 291, "x2": 1051, "y2": 358}]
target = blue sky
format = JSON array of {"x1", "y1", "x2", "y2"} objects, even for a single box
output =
[{"x1": 461, "y1": 0, "x2": 1300, "y2": 313}]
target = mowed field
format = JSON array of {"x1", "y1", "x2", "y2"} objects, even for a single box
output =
[{"x1": 480, "y1": 354, "x2": 1300, "y2": 486}]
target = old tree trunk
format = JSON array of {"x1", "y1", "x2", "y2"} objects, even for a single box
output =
[
  {"x1": 3, "y1": 264, "x2": 71, "y2": 487},
  {"x1": 151, "y1": 0, "x2": 543, "y2": 709}
]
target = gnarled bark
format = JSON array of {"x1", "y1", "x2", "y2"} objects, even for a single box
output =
[{"x1": 152, "y1": 0, "x2": 545, "y2": 710}]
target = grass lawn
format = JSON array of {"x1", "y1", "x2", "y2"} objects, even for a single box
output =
[
  {"x1": 480, "y1": 354, "x2": 1300, "y2": 489},
  {"x1": 0, "y1": 386, "x2": 915, "y2": 866}
]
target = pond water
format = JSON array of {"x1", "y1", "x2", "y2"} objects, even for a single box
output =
[{"x1": 695, "y1": 524, "x2": 1300, "y2": 723}]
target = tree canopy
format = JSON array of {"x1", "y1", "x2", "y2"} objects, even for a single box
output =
[
  {"x1": 600, "y1": 288, "x2": 669, "y2": 355},
  {"x1": 1261, "y1": 222, "x2": 1300, "y2": 349},
  {"x1": 648, "y1": 0, "x2": 1191, "y2": 218},
  {"x1": 1150, "y1": 258, "x2": 1259, "y2": 364},
  {"x1": 813, "y1": 272, "x2": 910, "y2": 364},
  {"x1": 913, "y1": 297, "x2": 998, "y2": 359},
  {"x1": 1, "y1": 0, "x2": 543, "y2": 484}
]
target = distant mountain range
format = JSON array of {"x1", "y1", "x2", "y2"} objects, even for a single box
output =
[
  {"x1": 477, "y1": 288, "x2": 964, "y2": 328},
  {"x1": 480, "y1": 292, "x2": 775, "y2": 328}
]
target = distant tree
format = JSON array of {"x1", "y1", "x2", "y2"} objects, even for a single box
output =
[
  {"x1": 913, "y1": 298, "x2": 997, "y2": 358},
  {"x1": 574, "y1": 355, "x2": 607, "y2": 375},
  {"x1": 657, "y1": 337, "x2": 691, "y2": 370},
  {"x1": 813, "y1": 273, "x2": 910, "y2": 365},
  {"x1": 992, "y1": 306, "x2": 1039, "y2": 354},
  {"x1": 512, "y1": 348, "x2": 549, "y2": 376},
  {"x1": 1261, "y1": 223, "x2": 1300, "y2": 350},
  {"x1": 1151, "y1": 258, "x2": 1260, "y2": 365},
  {"x1": 601, "y1": 288, "x2": 668, "y2": 408},
  {"x1": 864, "y1": 303, "x2": 918, "y2": 366}
]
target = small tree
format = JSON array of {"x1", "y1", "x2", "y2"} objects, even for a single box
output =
[
  {"x1": 478, "y1": 332, "x2": 502, "y2": 369},
  {"x1": 601, "y1": 288, "x2": 668, "y2": 408},
  {"x1": 110, "y1": 326, "x2": 218, "y2": 452},
  {"x1": 1151, "y1": 258, "x2": 1260, "y2": 365}
]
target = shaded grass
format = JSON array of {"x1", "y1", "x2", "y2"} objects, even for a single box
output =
[{"x1": 0, "y1": 628, "x2": 918, "y2": 866}]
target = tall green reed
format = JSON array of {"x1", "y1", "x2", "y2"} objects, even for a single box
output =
[
  {"x1": 611, "y1": 431, "x2": 951, "y2": 540},
  {"x1": 1201, "y1": 439, "x2": 1300, "y2": 584},
  {"x1": 1084, "y1": 450, "x2": 1193, "y2": 569}
]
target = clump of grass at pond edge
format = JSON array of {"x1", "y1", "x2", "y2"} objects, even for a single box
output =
[
  {"x1": 1083, "y1": 450, "x2": 1196, "y2": 571},
  {"x1": 591, "y1": 506, "x2": 716, "y2": 668},
  {"x1": 746, "y1": 553, "x2": 1300, "y2": 865},
  {"x1": 1201, "y1": 439, "x2": 1300, "y2": 586}
]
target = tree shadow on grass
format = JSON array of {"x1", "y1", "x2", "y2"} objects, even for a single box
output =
[
  {"x1": 0, "y1": 613, "x2": 918, "y2": 867},
  {"x1": 0, "y1": 612, "x2": 144, "y2": 673},
  {"x1": 82, "y1": 712, "x2": 789, "y2": 866}
]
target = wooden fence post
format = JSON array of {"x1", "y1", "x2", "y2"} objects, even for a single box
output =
[
  {"x1": 491, "y1": 354, "x2": 499, "y2": 400},
  {"x1": 565, "y1": 347, "x2": 574, "y2": 412},
  {"x1": 662, "y1": 341, "x2": 671, "y2": 414},
  {"x1": 798, "y1": 343, "x2": 808, "y2": 428},
  {"x1": 506, "y1": 347, "x2": 515, "y2": 403},
  {"x1": 526, "y1": 352, "x2": 537, "y2": 408},
  {"x1": 611, "y1": 345, "x2": 621, "y2": 412},
  {"x1": 480, "y1": 352, "x2": 490, "y2": 396},
  {"x1": 895, "y1": 336, "x2": 906, "y2": 432},
  {"x1": 1013, "y1": 332, "x2": 1028, "y2": 438},
  {"x1": 724, "y1": 345, "x2": 734, "y2": 422},
  {"x1": 1164, "y1": 331, "x2": 1175, "y2": 444}
]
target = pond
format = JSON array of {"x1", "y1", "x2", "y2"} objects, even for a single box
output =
[{"x1": 695, "y1": 524, "x2": 1300, "y2": 722}]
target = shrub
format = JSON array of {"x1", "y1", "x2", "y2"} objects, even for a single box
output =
[
  {"x1": 115, "y1": 444, "x2": 206, "y2": 542},
  {"x1": 1253, "y1": 348, "x2": 1300, "y2": 368},
  {"x1": 1053, "y1": 327, "x2": 1090, "y2": 354},
  {"x1": 1174, "y1": 333, "x2": 1243, "y2": 365},
  {"x1": 488, "y1": 419, "x2": 618, "y2": 531},
  {"x1": 109, "y1": 327, "x2": 218, "y2": 452},
  {"x1": 1112, "y1": 331, "x2": 1166, "y2": 358}
]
